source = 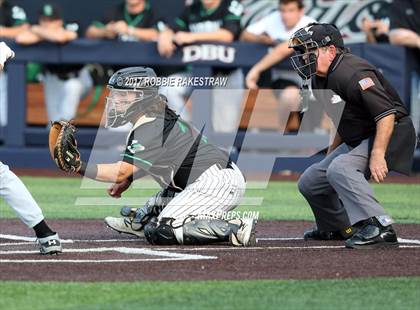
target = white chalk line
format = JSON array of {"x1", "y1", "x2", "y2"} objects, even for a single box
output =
[
  {"x1": 0, "y1": 247, "x2": 216, "y2": 258},
  {"x1": 1, "y1": 234, "x2": 420, "y2": 253},
  {"x1": 0, "y1": 239, "x2": 141, "y2": 247},
  {"x1": 3, "y1": 235, "x2": 420, "y2": 245},
  {"x1": 257, "y1": 237, "x2": 420, "y2": 245},
  {"x1": 0, "y1": 234, "x2": 74, "y2": 243},
  {"x1": 0, "y1": 233, "x2": 144, "y2": 246},
  {"x1": 0, "y1": 258, "x2": 215, "y2": 264},
  {"x1": 257, "y1": 237, "x2": 304, "y2": 241},
  {"x1": 152, "y1": 245, "x2": 420, "y2": 251},
  {"x1": 0, "y1": 246, "x2": 217, "y2": 264},
  {"x1": 2, "y1": 244, "x2": 419, "y2": 253},
  {"x1": 396, "y1": 238, "x2": 420, "y2": 245}
]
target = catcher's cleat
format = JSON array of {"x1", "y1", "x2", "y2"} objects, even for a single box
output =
[
  {"x1": 230, "y1": 218, "x2": 257, "y2": 247},
  {"x1": 120, "y1": 206, "x2": 137, "y2": 218},
  {"x1": 303, "y1": 226, "x2": 356, "y2": 241},
  {"x1": 105, "y1": 216, "x2": 145, "y2": 238},
  {"x1": 38, "y1": 233, "x2": 63, "y2": 255},
  {"x1": 345, "y1": 217, "x2": 398, "y2": 249}
]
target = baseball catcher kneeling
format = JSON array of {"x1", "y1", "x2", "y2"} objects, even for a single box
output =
[{"x1": 49, "y1": 66, "x2": 255, "y2": 246}]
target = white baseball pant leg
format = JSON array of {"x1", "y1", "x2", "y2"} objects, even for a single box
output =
[
  {"x1": 0, "y1": 162, "x2": 44, "y2": 228},
  {"x1": 158, "y1": 162, "x2": 246, "y2": 231}
]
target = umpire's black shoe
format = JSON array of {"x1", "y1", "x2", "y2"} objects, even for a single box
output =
[
  {"x1": 303, "y1": 226, "x2": 355, "y2": 241},
  {"x1": 345, "y1": 217, "x2": 398, "y2": 249}
]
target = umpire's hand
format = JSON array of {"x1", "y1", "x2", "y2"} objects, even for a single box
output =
[{"x1": 369, "y1": 152, "x2": 388, "y2": 183}]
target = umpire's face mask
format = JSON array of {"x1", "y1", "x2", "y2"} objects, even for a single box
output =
[
  {"x1": 105, "y1": 88, "x2": 145, "y2": 128},
  {"x1": 289, "y1": 37, "x2": 319, "y2": 80}
]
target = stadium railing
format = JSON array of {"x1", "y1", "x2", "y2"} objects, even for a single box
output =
[{"x1": 0, "y1": 39, "x2": 417, "y2": 172}]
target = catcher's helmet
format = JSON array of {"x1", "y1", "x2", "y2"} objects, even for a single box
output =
[
  {"x1": 288, "y1": 23, "x2": 344, "y2": 80},
  {"x1": 105, "y1": 66, "x2": 159, "y2": 128}
]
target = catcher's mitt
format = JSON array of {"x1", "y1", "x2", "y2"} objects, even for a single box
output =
[{"x1": 48, "y1": 120, "x2": 81, "y2": 173}]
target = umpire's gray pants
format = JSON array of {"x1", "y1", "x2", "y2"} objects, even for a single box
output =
[{"x1": 298, "y1": 139, "x2": 389, "y2": 231}]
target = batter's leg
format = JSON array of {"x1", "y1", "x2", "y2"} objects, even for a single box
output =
[
  {"x1": 0, "y1": 163, "x2": 62, "y2": 254},
  {"x1": 0, "y1": 162, "x2": 44, "y2": 228}
]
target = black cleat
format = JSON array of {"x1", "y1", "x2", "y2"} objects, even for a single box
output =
[
  {"x1": 304, "y1": 228, "x2": 341, "y2": 240},
  {"x1": 304, "y1": 226, "x2": 356, "y2": 241},
  {"x1": 345, "y1": 217, "x2": 398, "y2": 249}
]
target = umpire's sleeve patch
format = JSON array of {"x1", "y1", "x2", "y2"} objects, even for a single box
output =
[{"x1": 358, "y1": 77, "x2": 375, "y2": 90}]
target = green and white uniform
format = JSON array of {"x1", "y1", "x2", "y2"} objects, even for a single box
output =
[{"x1": 122, "y1": 108, "x2": 246, "y2": 227}]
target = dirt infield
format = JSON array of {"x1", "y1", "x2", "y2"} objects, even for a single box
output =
[{"x1": 0, "y1": 219, "x2": 419, "y2": 282}]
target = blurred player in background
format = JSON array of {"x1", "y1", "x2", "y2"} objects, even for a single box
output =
[
  {"x1": 242, "y1": 0, "x2": 315, "y2": 132},
  {"x1": 388, "y1": 0, "x2": 420, "y2": 49},
  {"x1": 86, "y1": 0, "x2": 158, "y2": 42},
  {"x1": 0, "y1": 0, "x2": 29, "y2": 127},
  {"x1": 388, "y1": 0, "x2": 420, "y2": 134},
  {"x1": 361, "y1": 0, "x2": 390, "y2": 44},
  {"x1": 158, "y1": 0, "x2": 243, "y2": 132},
  {"x1": 16, "y1": 3, "x2": 92, "y2": 123},
  {"x1": 244, "y1": 0, "x2": 314, "y2": 90},
  {"x1": 0, "y1": 42, "x2": 62, "y2": 254},
  {"x1": 86, "y1": 0, "x2": 159, "y2": 132}
]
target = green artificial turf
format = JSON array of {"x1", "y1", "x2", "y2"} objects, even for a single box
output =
[
  {"x1": 0, "y1": 177, "x2": 418, "y2": 223},
  {"x1": 0, "y1": 277, "x2": 419, "y2": 310},
  {"x1": 0, "y1": 177, "x2": 419, "y2": 310}
]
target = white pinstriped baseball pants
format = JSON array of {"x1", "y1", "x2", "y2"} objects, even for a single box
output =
[
  {"x1": 0, "y1": 162, "x2": 44, "y2": 228},
  {"x1": 158, "y1": 162, "x2": 246, "y2": 227}
]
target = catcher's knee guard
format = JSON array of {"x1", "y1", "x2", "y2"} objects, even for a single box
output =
[
  {"x1": 143, "y1": 218, "x2": 179, "y2": 245},
  {"x1": 129, "y1": 188, "x2": 179, "y2": 231},
  {"x1": 182, "y1": 218, "x2": 238, "y2": 245}
]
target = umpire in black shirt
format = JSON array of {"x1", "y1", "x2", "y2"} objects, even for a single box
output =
[{"x1": 289, "y1": 23, "x2": 417, "y2": 249}]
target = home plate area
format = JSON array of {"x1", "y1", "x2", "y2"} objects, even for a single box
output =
[{"x1": 0, "y1": 219, "x2": 420, "y2": 282}]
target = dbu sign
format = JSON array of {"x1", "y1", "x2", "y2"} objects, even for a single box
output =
[{"x1": 182, "y1": 45, "x2": 236, "y2": 63}]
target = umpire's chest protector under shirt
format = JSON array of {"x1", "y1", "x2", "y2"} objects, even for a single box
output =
[{"x1": 311, "y1": 53, "x2": 409, "y2": 148}]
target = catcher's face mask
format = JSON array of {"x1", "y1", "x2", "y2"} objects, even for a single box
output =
[
  {"x1": 289, "y1": 28, "x2": 319, "y2": 80},
  {"x1": 105, "y1": 88, "x2": 153, "y2": 128}
]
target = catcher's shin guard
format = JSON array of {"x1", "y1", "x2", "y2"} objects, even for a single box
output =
[
  {"x1": 143, "y1": 217, "x2": 240, "y2": 246},
  {"x1": 182, "y1": 218, "x2": 239, "y2": 245}
]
